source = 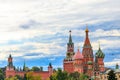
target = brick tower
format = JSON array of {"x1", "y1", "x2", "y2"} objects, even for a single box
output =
[
  {"x1": 82, "y1": 26, "x2": 94, "y2": 76},
  {"x1": 6, "y1": 54, "x2": 15, "y2": 78},
  {"x1": 63, "y1": 30, "x2": 75, "y2": 73},
  {"x1": 48, "y1": 63, "x2": 53, "y2": 76}
]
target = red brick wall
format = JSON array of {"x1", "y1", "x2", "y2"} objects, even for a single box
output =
[{"x1": 64, "y1": 60, "x2": 74, "y2": 73}]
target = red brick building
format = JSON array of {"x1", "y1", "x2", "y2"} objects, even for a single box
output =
[
  {"x1": 63, "y1": 27, "x2": 105, "y2": 77},
  {"x1": 5, "y1": 54, "x2": 53, "y2": 80}
]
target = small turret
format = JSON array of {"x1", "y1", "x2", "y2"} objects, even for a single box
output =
[
  {"x1": 116, "y1": 63, "x2": 119, "y2": 69},
  {"x1": 23, "y1": 60, "x2": 26, "y2": 71},
  {"x1": 48, "y1": 63, "x2": 53, "y2": 76}
]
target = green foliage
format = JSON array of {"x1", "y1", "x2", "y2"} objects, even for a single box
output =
[
  {"x1": 15, "y1": 75, "x2": 23, "y2": 80},
  {"x1": 26, "y1": 71, "x2": 42, "y2": 80},
  {"x1": 79, "y1": 73, "x2": 88, "y2": 80},
  {"x1": 49, "y1": 72, "x2": 57, "y2": 80},
  {"x1": 5, "y1": 76, "x2": 18, "y2": 80},
  {"x1": 23, "y1": 74, "x2": 27, "y2": 80},
  {"x1": 69, "y1": 72, "x2": 80, "y2": 80},
  {"x1": 50, "y1": 68, "x2": 68, "y2": 80},
  {"x1": 56, "y1": 68, "x2": 68, "y2": 80},
  {"x1": 108, "y1": 70, "x2": 117, "y2": 80},
  {"x1": 50, "y1": 69, "x2": 89, "y2": 80},
  {"x1": 31, "y1": 66, "x2": 40, "y2": 71},
  {"x1": 0, "y1": 68, "x2": 4, "y2": 80}
]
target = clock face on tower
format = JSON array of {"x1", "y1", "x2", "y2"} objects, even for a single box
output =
[{"x1": 67, "y1": 52, "x2": 70, "y2": 57}]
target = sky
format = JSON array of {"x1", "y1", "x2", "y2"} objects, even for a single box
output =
[{"x1": 0, "y1": 0, "x2": 120, "y2": 70}]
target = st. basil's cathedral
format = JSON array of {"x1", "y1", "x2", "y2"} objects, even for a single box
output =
[{"x1": 63, "y1": 27, "x2": 105, "y2": 77}]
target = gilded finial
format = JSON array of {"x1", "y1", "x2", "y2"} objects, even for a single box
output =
[{"x1": 85, "y1": 24, "x2": 89, "y2": 32}]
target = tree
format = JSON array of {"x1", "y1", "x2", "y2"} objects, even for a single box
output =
[
  {"x1": 50, "y1": 68, "x2": 68, "y2": 80},
  {"x1": 31, "y1": 66, "x2": 40, "y2": 71},
  {"x1": 26, "y1": 71, "x2": 42, "y2": 80},
  {"x1": 79, "y1": 73, "x2": 88, "y2": 80},
  {"x1": 26, "y1": 71, "x2": 34, "y2": 80},
  {"x1": 23, "y1": 74, "x2": 27, "y2": 80},
  {"x1": 56, "y1": 68, "x2": 68, "y2": 80},
  {"x1": 5, "y1": 76, "x2": 18, "y2": 80},
  {"x1": 50, "y1": 72, "x2": 57, "y2": 80},
  {"x1": 108, "y1": 70, "x2": 117, "y2": 80},
  {"x1": 15, "y1": 75, "x2": 23, "y2": 80},
  {"x1": 69, "y1": 72, "x2": 80, "y2": 80},
  {"x1": 0, "y1": 68, "x2": 4, "y2": 80}
]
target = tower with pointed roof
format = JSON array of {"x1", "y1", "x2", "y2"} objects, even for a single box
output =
[
  {"x1": 48, "y1": 63, "x2": 53, "y2": 76},
  {"x1": 6, "y1": 54, "x2": 14, "y2": 70},
  {"x1": 23, "y1": 60, "x2": 26, "y2": 71},
  {"x1": 63, "y1": 30, "x2": 75, "y2": 73},
  {"x1": 6, "y1": 54, "x2": 15, "y2": 78},
  {"x1": 73, "y1": 48, "x2": 84, "y2": 73},
  {"x1": 82, "y1": 25, "x2": 94, "y2": 76},
  {"x1": 66, "y1": 30, "x2": 75, "y2": 60},
  {"x1": 95, "y1": 43, "x2": 105, "y2": 72}
]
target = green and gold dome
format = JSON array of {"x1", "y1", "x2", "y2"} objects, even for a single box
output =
[
  {"x1": 95, "y1": 44, "x2": 105, "y2": 58},
  {"x1": 87, "y1": 61, "x2": 93, "y2": 65}
]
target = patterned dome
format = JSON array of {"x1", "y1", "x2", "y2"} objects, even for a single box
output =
[
  {"x1": 73, "y1": 49, "x2": 83, "y2": 60},
  {"x1": 96, "y1": 47, "x2": 105, "y2": 58}
]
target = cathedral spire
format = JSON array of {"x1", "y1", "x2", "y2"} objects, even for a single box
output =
[{"x1": 83, "y1": 25, "x2": 91, "y2": 48}]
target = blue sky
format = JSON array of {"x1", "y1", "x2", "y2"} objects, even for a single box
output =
[{"x1": 0, "y1": 0, "x2": 120, "y2": 70}]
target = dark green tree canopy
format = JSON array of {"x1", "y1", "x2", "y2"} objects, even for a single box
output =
[
  {"x1": 108, "y1": 70, "x2": 117, "y2": 80},
  {"x1": 31, "y1": 66, "x2": 40, "y2": 71}
]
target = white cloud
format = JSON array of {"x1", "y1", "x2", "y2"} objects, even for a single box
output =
[
  {"x1": 105, "y1": 58, "x2": 120, "y2": 67},
  {"x1": 0, "y1": 41, "x2": 65, "y2": 60},
  {"x1": 0, "y1": 0, "x2": 119, "y2": 68},
  {"x1": 90, "y1": 29, "x2": 120, "y2": 38}
]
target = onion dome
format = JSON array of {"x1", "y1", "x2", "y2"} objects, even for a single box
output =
[
  {"x1": 87, "y1": 61, "x2": 93, "y2": 65},
  {"x1": 96, "y1": 44, "x2": 105, "y2": 58},
  {"x1": 73, "y1": 49, "x2": 83, "y2": 60}
]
